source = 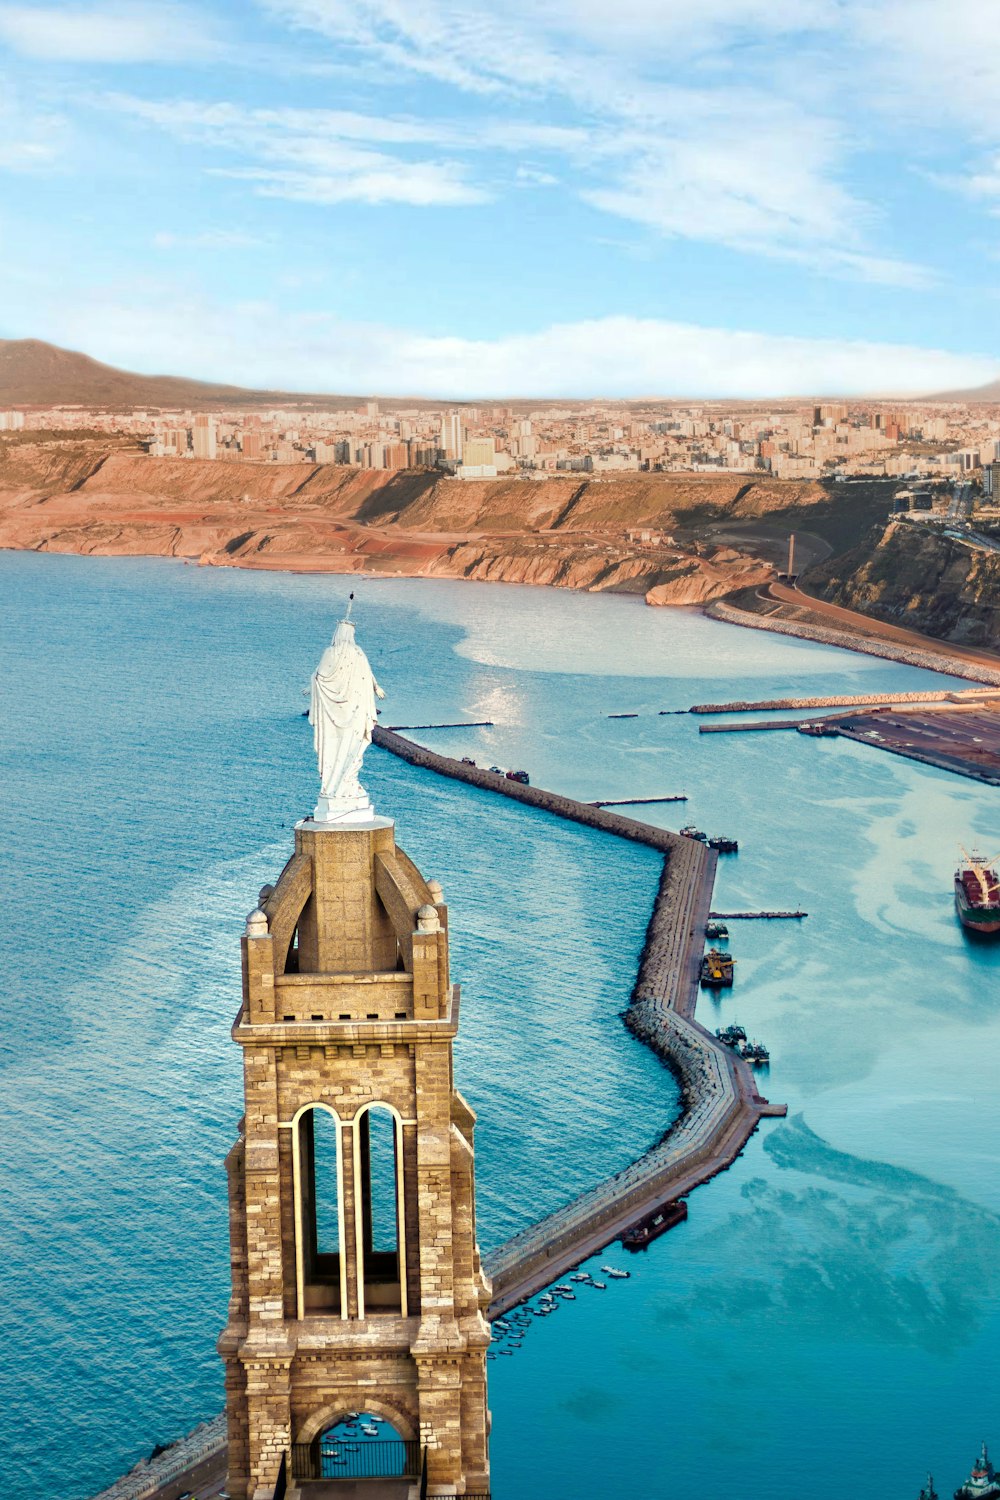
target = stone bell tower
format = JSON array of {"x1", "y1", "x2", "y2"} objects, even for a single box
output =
[{"x1": 218, "y1": 617, "x2": 490, "y2": 1499}]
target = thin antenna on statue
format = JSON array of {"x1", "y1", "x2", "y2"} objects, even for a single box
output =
[{"x1": 344, "y1": 591, "x2": 355, "y2": 621}]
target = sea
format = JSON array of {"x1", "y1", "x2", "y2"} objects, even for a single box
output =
[{"x1": 2, "y1": 550, "x2": 1000, "y2": 1500}]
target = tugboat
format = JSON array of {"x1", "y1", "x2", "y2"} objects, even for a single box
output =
[
  {"x1": 955, "y1": 850, "x2": 1000, "y2": 934},
  {"x1": 700, "y1": 948, "x2": 735, "y2": 987},
  {"x1": 621, "y1": 1200, "x2": 688, "y2": 1251},
  {"x1": 705, "y1": 920, "x2": 729, "y2": 940},
  {"x1": 679, "y1": 824, "x2": 708, "y2": 842},
  {"x1": 708, "y1": 836, "x2": 739, "y2": 853},
  {"x1": 917, "y1": 1478, "x2": 939, "y2": 1500},
  {"x1": 955, "y1": 1442, "x2": 1000, "y2": 1498},
  {"x1": 739, "y1": 1039, "x2": 770, "y2": 1065},
  {"x1": 716, "y1": 1024, "x2": 747, "y2": 1048},
  {"x1": 506, "y1": 769, "x2": 530, "y2": 784}
]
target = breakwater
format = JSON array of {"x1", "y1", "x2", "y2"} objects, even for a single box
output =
[
  {"x1": 690, "y1": 689, "x2": 1000, "y2": 714},
  {"x1": 705, "y1": 599, "x2": 1000, "y2": 686},
  {"x1": 372, "y1": 727, "x2": 779, "y2": 1315}
]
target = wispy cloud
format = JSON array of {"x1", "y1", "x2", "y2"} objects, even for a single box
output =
[
  {"x1": 103, "y1": 94, "x2": 490, "y2": 207},
  {"x1": 253, "y1": 0, "x2": 931, "y2": 281},
  {"x1": 0, "y1": 2, "x2": 221, "y2": 62}
]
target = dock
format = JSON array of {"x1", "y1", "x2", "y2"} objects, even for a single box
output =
[
  {"x1": 699, "y1": 719, "x2": 802, "y2": 733},
  {"x1": 590, "y1": 795, "x2": 687, "y2": 806},
  {"x1": 383, "y1": 719, "x2": 494, "y2": 730},
  {"x1": 710, "y1": 910, "x2": 807, "y2": 920}
]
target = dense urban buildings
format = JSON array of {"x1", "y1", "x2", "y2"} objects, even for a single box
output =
[{"x1": 7, "y1": 397, "x2": 1000, "y2": 484}]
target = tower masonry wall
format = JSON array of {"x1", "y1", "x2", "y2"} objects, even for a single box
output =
[{"x1": 219, "y1": 819, "x2": 490, "y2": 1500}]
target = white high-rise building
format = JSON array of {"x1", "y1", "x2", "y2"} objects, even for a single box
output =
[{"x1": 440, "y1": 411, "x2": 464, "y2": 459}]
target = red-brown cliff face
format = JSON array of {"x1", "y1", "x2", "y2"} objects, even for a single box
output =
[{"x1": 0, "y1": 440, "x2": 860, "y2": 604}]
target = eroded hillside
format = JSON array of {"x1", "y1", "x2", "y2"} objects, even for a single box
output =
[{"x1": 0, "y1": 439, "x2": 889, "y2": 606}]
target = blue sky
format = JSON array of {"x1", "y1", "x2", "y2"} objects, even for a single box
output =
[{"x1": 2, "y1": 0, "x2": 1000, "y2": 397}]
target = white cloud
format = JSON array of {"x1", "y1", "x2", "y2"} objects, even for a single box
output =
[
  {"x1": 103, "y1": 93, "x2": 489, "y2": 207},
  {"x1": 254, "y1": 1, "x2": 928, "y2": 281},
  {"x1": 15, "y1": 294, "x2": 996, "y2": 398},
  {"x1": 0, "y1": 2, "x2": 220, "y2": 62}
]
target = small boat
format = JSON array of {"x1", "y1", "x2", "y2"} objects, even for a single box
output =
[
  {"x1": 361, "y1": 1425, "x2": 379, "y2": 1437},
  {"x1": 570, "y1": 1272, "x2": 591, "y2": 1282},
  {"x1": 679, "y1": 825, "x2": 707, "y2": 842},
  {"x1": 487, "y1": 1352, "x2": 497, "y2": 1361},
  {"x1": 506, "y1": 769, "x2": 530, "y2": 784},
  {"x1": 716, "y1": 1024, "x2": 747, "y2": 1047},
  {"x1": 705, "y1": 920, "x2": 729, "y2": 940},
  {"x1": 601, "y1": 1266, "x2": 630, "y2": 1279},
  {"x1": 554, "y1": 1283, "x2": 572, "y2": 1293},
  {"x1": 708, "y1": 836, "x2": 739, "y2": 853},
  {"x1": 499, "y1": 1348, "x2": 515, "y2": 1356},
  {"x1": 740, "y1": 1040, "x2": 770, "y2": 1065},
  {"x1": 621, "y1": 1200, "x2": 688, "y2": 1251},
  {"x1": 590, "y1": 1280, "x2": 606, "y2": 1289}
]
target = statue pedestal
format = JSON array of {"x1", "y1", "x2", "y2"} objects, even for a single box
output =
[{"x1": 309, "y1": 790, "x2": 377, "y2": 825}]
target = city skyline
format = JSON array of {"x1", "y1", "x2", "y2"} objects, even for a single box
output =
[{"x1": 3, "y1": 0, "x2": 1000, "y2": 396}]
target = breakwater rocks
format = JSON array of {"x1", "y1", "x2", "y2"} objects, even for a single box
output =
[
  {"x1": 706, "y1": 599, "x2": 1000, "y2": 686},
  {"x1": 90, "y1": 1415, "x2": 226, "y2": 1500},
  {"x1": 374, "y1": 727, "x2": 777, "y2": 1315}
]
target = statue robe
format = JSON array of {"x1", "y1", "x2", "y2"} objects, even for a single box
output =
[{"x1": 309, "y1": 623, "x2": 381, "y2": 809}]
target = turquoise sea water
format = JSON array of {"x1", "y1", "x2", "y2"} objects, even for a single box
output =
[{"x1": 2, "y1": 552, "x2": 999, "y2": 1500}]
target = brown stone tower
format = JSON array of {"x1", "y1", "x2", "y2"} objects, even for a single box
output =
[{"x1": 218, "y1": 815, "x2": 491, "y2": 1499}]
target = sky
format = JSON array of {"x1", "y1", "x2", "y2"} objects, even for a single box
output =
[{"x1": 2, "y1": 0, "x2": 1000, "y2": 398}]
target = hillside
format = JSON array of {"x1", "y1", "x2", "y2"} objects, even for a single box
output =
[
  {"x1": 0, "y1": 438, "x2": 893, "y2": 607},
  {"x1": 0, "y1": 338, "x2": 372, "y2": 410},
  {"x1": 805, "y1": 519, "x2": 1000, "y2": 649}
]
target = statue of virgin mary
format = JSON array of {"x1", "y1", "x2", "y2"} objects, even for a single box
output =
[{"x1": 308, "y1": 596, "x2": 385, "y2": 823}]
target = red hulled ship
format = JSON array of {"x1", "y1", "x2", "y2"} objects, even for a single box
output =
[{"x1": 955, "y1": 850, "x2": 1000, "y2": 935}]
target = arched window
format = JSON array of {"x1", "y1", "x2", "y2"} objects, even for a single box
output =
[
  {"x1": 354, "y1": 1103, "x2": 406, "y2": 1315},
  {"x1": 294, "y1": 1104, "x2": 345, "y2": 1318}
]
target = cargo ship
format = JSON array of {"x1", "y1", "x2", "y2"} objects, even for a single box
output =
[{"x1": 955, "y1": 850, "x2": 1000, "y2": 934}]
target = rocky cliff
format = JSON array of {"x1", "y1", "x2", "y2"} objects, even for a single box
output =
[
  {"x1": 0, "y1": 439, "x2": 882, "y2": 606},
  {"x1": 805, "y1": 519, "x2": 1000, "y2": 649}
]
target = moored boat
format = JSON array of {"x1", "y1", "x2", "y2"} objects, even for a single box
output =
[
  {"x1": 621, "y1": 1200, "x2": 689, "y2": 1251},
  {"x1": 701, "y1": 948, "x2": 735, "y2": 987},
  {"x1": 955, "y1": 850, "x2": 1000, "y2": 934}
]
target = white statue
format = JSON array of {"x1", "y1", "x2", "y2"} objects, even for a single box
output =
[{"x1": 308, "y1": 597, "x2": 385, "y2": 823}]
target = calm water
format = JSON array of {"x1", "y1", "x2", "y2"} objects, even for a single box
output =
[{"x1": 2, "y1": 552, "x2": 999, "y2": 1500}]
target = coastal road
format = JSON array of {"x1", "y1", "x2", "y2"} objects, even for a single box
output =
[{"x1": 766, "y1": 582, "x2": 1000, "y2": 673}]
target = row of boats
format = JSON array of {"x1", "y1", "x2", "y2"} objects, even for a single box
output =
[
  {"x1": 488, "y1": 1267, "x2": 634, "y2": 1357},
  {"x1": 680, "y1": 825, "x2": 739, "y2": 853},
  {"x1": 715, "y1": 1024, "x2": 770, "y2": 1064}
]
